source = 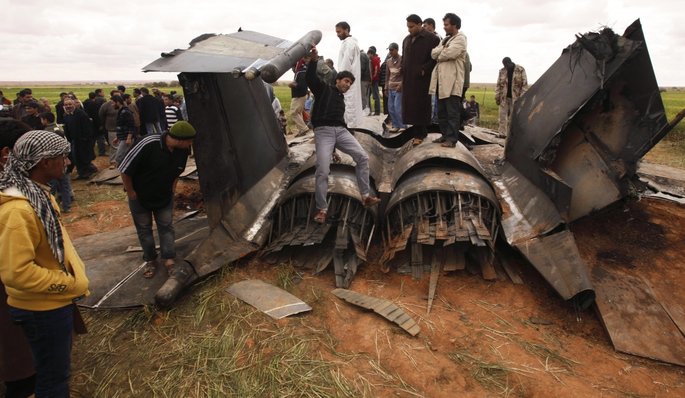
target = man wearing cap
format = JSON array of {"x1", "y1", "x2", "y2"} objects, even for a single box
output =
[
  {"x1": 495, "y1": 57, "x2": 528, "y2": 136},
  {"x1": 118, "y1": 121, "x2": 196, "y2": 278},
  {"x1": 367, "y1": 46, "x2": 382, "y2": 116},
  {"x1": 0, "y1": 130, "x2": 89, "y2": 397}
]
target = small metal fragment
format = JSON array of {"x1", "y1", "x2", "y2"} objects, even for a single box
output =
[{"x1": 332, "y1": 289, "x2": 420, "y2": 336}]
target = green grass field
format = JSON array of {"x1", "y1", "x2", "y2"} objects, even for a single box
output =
[{"x1": 3, "y1": 83, "x2": 683, "y2": 160}]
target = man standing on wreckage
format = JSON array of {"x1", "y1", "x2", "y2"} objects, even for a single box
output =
[
  {"x1": 118, "y1": 121, "x2": 196, "y2": 279},
  {"x1": 305, "y1": 45, "x2": 381, "y2": 224}
]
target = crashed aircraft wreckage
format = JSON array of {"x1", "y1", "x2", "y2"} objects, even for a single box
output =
[{"x1": 78, "y1": 20, "x2": 685, "y2": 365}]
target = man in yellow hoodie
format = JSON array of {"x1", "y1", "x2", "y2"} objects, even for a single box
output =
[{"x1": 0, "y1": 130, "x2": 89, "y2": 398}]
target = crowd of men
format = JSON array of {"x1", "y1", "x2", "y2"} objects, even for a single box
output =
[
  {"x1": 0, "y1": 86, "x2": 188, "y2": 199},
  {"x1": 284, "y1": 14, "x2": 527, "y2": 141}
]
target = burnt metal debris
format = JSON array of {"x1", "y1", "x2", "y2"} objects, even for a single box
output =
[
  {"x1": 77, "y1": 20, "x2": 685, "y2": 366},
  {"x1": 331, "y1": 288, "x2": 421, "y2": 336}
]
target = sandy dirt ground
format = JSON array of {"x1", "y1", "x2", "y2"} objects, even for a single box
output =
[{"x1": 64, "y1": 155, "x2": 685, "y2": 397}]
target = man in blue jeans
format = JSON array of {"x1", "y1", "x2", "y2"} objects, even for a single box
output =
[
  {"x1": 119, "y1": 121, "x2": 195, "y2": 278},
  {"x1": 0, "y1": 130, "x2": 90, "y2": 398},
  {"x1": 305, "y1": 45, "x2": 380, "y2": 224}
]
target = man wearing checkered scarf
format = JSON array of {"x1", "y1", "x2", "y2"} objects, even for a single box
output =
[{"x1": 0, "y1": 130, "x2": 89, "y2": 398}]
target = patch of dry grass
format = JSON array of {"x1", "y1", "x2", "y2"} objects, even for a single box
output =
[{"x1": 71, "y1": 267, "x2": 370, "y2": 397}]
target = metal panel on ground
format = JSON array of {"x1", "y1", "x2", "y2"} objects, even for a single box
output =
[
  {"x1": 593, "y1": 267, "x2": 685, "y2": 366},
  {"x1": 227, "y1": 279, "x2": 312, "y2": 319}
]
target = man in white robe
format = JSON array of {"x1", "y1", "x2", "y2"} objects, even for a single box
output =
[{"x1": 335, "y1": 21, "x2": 363, "y2": 127}]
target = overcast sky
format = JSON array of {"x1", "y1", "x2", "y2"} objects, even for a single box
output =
[{"x1": 1, "y1": 0, "x2": 683, "y2": 86}]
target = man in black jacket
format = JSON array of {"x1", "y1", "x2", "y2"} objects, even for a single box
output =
[
  {"x1": 63, "y1": 98, "x2": 97, "y2": 179},
  {"x1": 137, "y1": 87, "x2": 162, "y2": 135},
  {"x1": 305, "y1": 45, "x2": 380, "y2": 224},
  {"x1": 112, "y1": 95, "x2": 137, "y2": 167}
]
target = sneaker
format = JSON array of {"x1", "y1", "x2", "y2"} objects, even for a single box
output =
[
  {"x1": 362, "y1": 196, "x2": 381, "y2": 208},
  {"x1": 313, "y1": 209, "x2": 327, "y2": 224}
]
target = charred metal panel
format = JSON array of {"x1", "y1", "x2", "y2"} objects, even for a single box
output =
[
  {"x1": 492, "y1": 163, "x2": 564, "y2": 246},
  {"x1": 265, "y1": 168, "x2": 377, "y2": 288},
  {"x1": 506, "y1": 20, "x2": 668, "y2": 221},
  {"x1": 389, "y1": 141, "x2": 492, "y2": 192},
  {"x1": 383, "y1": 162, "x2": 500, "y2": 280},
  {"x1": 385, "y1": 167, "x2": 498, "y2": 212},
  {"x1": 180, "y1": 73, "x2": 287, "y2": 234},
  {"x1": 514, "y1": 230, "x2": 593, "y2": 305},
  {"x1": 593, "y1": 267, "x2": 685, "y2": 366}
]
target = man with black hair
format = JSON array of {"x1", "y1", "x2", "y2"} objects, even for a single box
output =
[
  {"x1": 0, "y1": 120, "x2": 36, "y2": 398},
  {"x1": 12, "y1": 89, "x2": 35, "y2": 120},
  {"x1": 359, "y1": 49, "x2": 372, "y2": 115},
  {"x1": 386, "y1": 43, "x2": 405, "y2": 130},
  {"x1": 84, "y1": 92, "x2": 106, "y2": 156},
  {"x1": 137, "y1": 87, "x2": 163, "y2": 135},
  {"x1": 21, "y1": 102, "x2": 43, "y2": 130},
  {"x1": 367, "y1": 46, "x2": 382, "y2": 116},
  {"x1": 98, "y1": 90, "x2": 122, "y2": 165},
  {"x1": 423, "y1": 18, "x2": 440, "y2": 38},
  {"x1": 0, "y1": 119, "x2": 36, "y2": 398},
  {"x1": 429, "y1": 12, "x2": 467, "y2": 147},
  {"x1": 305, "y1": 45, "x2": 380, "y2": 224},
  {"x1": 288, "y1": 55, "x2": 311, "y2": 136},
  {"x1": 63, "y1": 98, "x2": 97, "y2": 179},
  {"x1": 0, "y1": 129, "x2": 89, "y2": 398},
  {"x1": 335, "y1": 21, "x2": 363, "y2": 127},
  {"x1": 495, "y1": 57, "x2": 528, "y2": 136},
  {"x1": 112, "y1": 95, "x2": 137, "y2": 167},
  {"x1": 402, "y1": 14, "x2": 440, "y2": 145}
]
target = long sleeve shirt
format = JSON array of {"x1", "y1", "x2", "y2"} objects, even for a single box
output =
[{"x1": 305, "y1": 59, "x2": 346, "y2": 128}]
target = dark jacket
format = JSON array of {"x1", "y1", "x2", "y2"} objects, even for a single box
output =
[
  {"x1": 63, "y1": 108, "x2": 95, "y2": 166},
  {"x1": 291, "y1": 63, "x2": 309, "y2": 98},
  {"x1": 379, "y1": 58, "x2": 388, "y2": 88},
  {"x1": 119, "y1": 133, "x2": 189, "y2": 210},
  {"x1": 116, "y1": 106, "x2": 136, "y2": 140},
  {"x1": 137, "y1": 95, "x2": 161, "y2": 124},
  {"x1": 83, "y1": 98, "x2": 102, "y2": 132},
  {"x1": 306, "y1": 59, "x2": 346, "y2": 128},
  {"x1": 21, "y1": 114, "x2": 43, "y2": 130},
  {"x1": 360, "y1": 51, "x2": 371, "y2": 82},
  {"x1": 401, "y1": 30, "x2": 440, "y2": 125},
  {"x1": 55, "y1": 100, "x2": 65, "y2": 124}
]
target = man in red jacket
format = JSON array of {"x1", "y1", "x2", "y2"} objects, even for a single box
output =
[{"x1": 367, "y1": 46, "x2": 382, "y2": 116}]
